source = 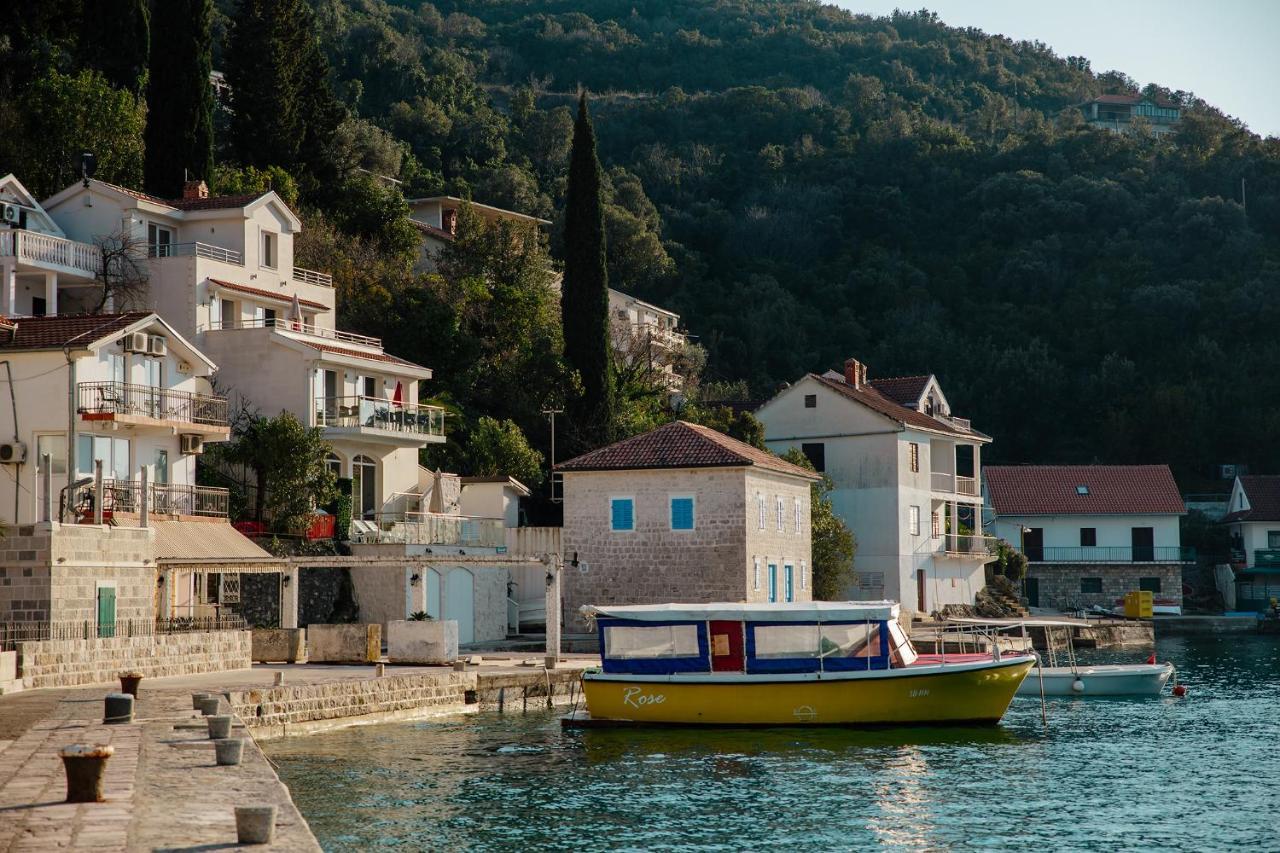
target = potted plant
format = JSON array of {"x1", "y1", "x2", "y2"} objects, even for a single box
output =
[{"x1": 118, "y1": 670, "x2": 143, "y2": 697}]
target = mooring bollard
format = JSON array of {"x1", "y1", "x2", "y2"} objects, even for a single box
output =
[
  {"x1": 196, "y1": 696, "x2": 221, "y2": 716},
  {"x1": 207, "y1": 715, "x2": 233, "y2": 739},
  {"x1": 118, "y1": 670, "x2": 143, "y2": 698},
  {"x1": 61, "y1": 744, "x2": 114, "y2": 803},
  {"x1": 273, "y1": 671, "x2": 285, "y2": 686},
  {"x1": 192, "y1": 692, "x2": 211, "y2": 710},
  {"x1": 104, "y1": 693, "x2": 134, "y2": 725},
  {"x1": 235, "y1": 805, "x2": 277, "y2": 845},
  {"x1": 375, "y1": 663, "x2": 386, "y2": 677},
  {"x1": 214, "y1": 738, "x2": 244, "y2": 766}
]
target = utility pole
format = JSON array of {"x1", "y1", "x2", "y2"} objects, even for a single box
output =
[
  {"x1": 542, "y1": 407, "x2": 563, "y2": 503},
  {"x1": 1241, "y1": 177, "x2": 1247, "y2": 214}
]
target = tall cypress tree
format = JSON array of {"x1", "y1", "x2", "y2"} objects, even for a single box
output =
[
  {"x1": 223, "y1": 0, "x2": 341, "y2": 183},
  {"x1": 561, "y1": 92, "x2": 613, "y2": 451},
  {"x1": 144, "y1": 0, "x2": 215, "y2": 198},
  {"x1": 78, "y1": 0, "x2": 150, "y2": 96}
]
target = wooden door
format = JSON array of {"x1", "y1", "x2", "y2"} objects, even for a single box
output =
[
  {"x1": 709, "y1": 620, "x2": 744, "y2": 672},
  {"x1": 916, "y1": 569, "x2": 927, "y2": 612}
]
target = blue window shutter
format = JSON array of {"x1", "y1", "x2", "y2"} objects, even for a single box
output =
[
  {"x1": 671, "y1": 497, "x2": 694, "y2": 530},
  {"x1": 611, "y1": 498, "x2": 634, "y2": 531}
]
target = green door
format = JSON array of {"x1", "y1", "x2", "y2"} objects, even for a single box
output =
[
  {"x1": 97, "y1": 586, "x2": 116, "y2": 638},
  {"x1": 1024, "y1": 577, "x2": 1040, "y2": 608}
]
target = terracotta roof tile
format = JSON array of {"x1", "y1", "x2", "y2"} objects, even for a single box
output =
[
  {"x1": 409, "y1": 219, "x2": 455, "y2": 241},
  {"x1": 307, "y1": 341, "x2": 424, "y2": 369},
  {"x1": 985, "y1": 465, "x2": 1186, "y2": 516},
  {"x1": 557, "y1": 420, "x2": 819, "y2": 479},
  {"x1": 811, "y1": 374, "x2": 985, "y2": 440},
  {"x1": 1222, "y1": 475, "x2": 1280, "y2": 523},
  {"x1": 0, "y1": 312, "x2": 151, "y2": 350},
  {"x1": 208, "y1": 279, "x2": 329, "y2": 311},
  {"x1": 97, "y1": 180, "x2": 265, "y2": 212},
  {"x1": 869, "y1": 375, "x2": 930, "y2": 407}
]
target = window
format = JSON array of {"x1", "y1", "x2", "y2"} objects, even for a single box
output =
[
  {"x1": 261, "y1": 231, "x2": 277, "y2": 268},
  {"x1": 324, "y1": 453, "x2": 342, "y2": 478},
  {"x1": 604, "y1": 624, "x2": 700, "y2": 659},
  {"x1": 1080, "y1": 528, "x2": 1097, "y2": 547},
  {"x1": 803, "y1": 394, "x2": 817, "y2": 408},
  {"x1": 908, "y1": 505, "x2": 921, "y2": 536},
  {"x1": 1139, "y1": 577, "x2": 1162, "y2": 593},
  {"x1": 931, "y1": 511, "x2": 941, "y2": 538},
  {"x1": 753, "y1": 556, "x2": 761, "y2": 591},
  {"x1": 794, "y1": 497, "x2": 802, "y2": 535},
  {"x1": 777, "y1": 497, "x2": 785, "y2": 531},
  {"x1": 610, "y1": 497, "x2": 635, "y2": 532},
  {"x1": 1076, "y1": 485, "x2": 1090, "y2": 495},
  {"x1": 352, "y1": 454, "x2": 377, "y2": 520},
  {"x1": 208, "y1": 297, "x2": 221, "y2": 328},
  {"x1": 220, "y1": 299, "x2": 236, "y2": 328},
  {"x1": 77, "y1": 434, "x2": 130, "y2": 481},
  {"x1": 263, "y1": 307, "x2": 277, "y2": 324},
  {"x1": 757, "y1": 493, "x2": 765, "y2": 530},
  {"x1": 363, "y1": 376, "x2": 378, "y2": 398},
  {"x1": 784, "y1": 565, "x2": 794, "y2": 602},
  {"x1": 909, "y1": 442, "x2": 920, "y2": 473},
  {"x1": 768, "y1": 563, "x2": 778, "y2": 603},
  {"x1": 799, "y1": 559, "x2": 807, "y2": 590},
  {"x1": 1269, "y1": 531, "x2": 1280, "y2": 549},
  {"x1": 147, "y1": 222, "x2": 174, "y2": 257},
  {"x1": 32, "y1": 296, "x2": 46, "y2": 317},
  {"x1": 153, "y1": 449, "x2": 169, "y2": 485},
  {"x1": 670, "y1": 496, "x2": 695, "y2": 531},
  {"x1": 800, "y1": 442, "x2": 825, "y2": 472},
  {"x1": 1081, "y1": 577, "x2": 1103, "y2": 594}
]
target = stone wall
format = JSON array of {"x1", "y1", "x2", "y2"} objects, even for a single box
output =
[
  {"x1": 743, "y1": 469, "x2": 815, "y2": 603},
  {"x1": 237, "y1": 573, "x2": 281, "y2": 628},
  {"x1": 299, "y1": 567, "x2": 356, "y2": 625},
  {"x1": 16, "y1": 629, "x2": 251, "y2": 689},
  {"x1": 1027, "y1": 562, "x2": 1184, "y2": 610}
]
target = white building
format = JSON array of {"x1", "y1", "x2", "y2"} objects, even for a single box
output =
[
  {"x1": 408, "y1": 195, "x2": 549, "y2": 273},
  {"x1": 756, "y1": 358, "x2": 993, "y2": 616},
  {"x1": 0, "y1": 174, "x2": 102, "y2": 317},
  {"x1": 1223, "y1": 475, "x2": 1280, "y2": 612},
  {"x1": 985, "y1": 464, "x2": 1190, "y2": 612},
  {"x1": 41, "y1": 178, "x2": 443, "y2": 522}
]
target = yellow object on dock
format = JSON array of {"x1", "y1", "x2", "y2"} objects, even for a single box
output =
[{"x1": 1124, "y1": 590, "x2": 1154, "y2": 618}]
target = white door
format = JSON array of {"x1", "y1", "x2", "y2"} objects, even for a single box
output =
[
  {"x1": 426, "y1": 569, "x2": 442, "y2": 620},
  {"x1": 444, "y1": 568, "x2": 475, "y2": 644}
]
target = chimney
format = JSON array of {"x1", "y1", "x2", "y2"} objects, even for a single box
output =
[
  {"x1": 182, "y1": 180, "x2": 209, "y2": 200},
  {"x1": 844, "y1": 358, "x2": 864, "y2": 389},
  {"x1": 442, "y1": 207, "x2": 458, "y2": 236}
]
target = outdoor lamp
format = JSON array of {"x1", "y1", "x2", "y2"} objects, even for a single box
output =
[
  {"x1": 410, "y1": 574, "x2": 421, "y2": 585},
  {"x1": 281, "y1": 575, "x2": 291, "y2": 587}
]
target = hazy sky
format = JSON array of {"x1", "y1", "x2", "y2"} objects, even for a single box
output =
[{"x1": 833, "y1": 1, "x2": 1280, "y2": 138}]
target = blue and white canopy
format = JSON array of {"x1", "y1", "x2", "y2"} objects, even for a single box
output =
[{"x1": 581, "y1": 601, "x2": 900, "y2": 623}]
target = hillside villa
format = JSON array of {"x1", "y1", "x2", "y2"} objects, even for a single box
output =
[
  {"x1": 756, "y1": 358, "x2": 994, "y2": 617},
  {"x1": 1223, "y1": 475, "x2": 1280, "y2": 612},
  {"x1": 985, "y1": 464, "x2": 1192, "y2": 613}
]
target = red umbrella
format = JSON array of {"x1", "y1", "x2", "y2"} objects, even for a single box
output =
[{"x1": 392, "y1": 381, "x2": 403, "y2": 408}]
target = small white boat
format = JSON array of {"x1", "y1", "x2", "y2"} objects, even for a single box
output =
[{"x1": 948, "y1": 618, "x2": 1178, "y2": 698}]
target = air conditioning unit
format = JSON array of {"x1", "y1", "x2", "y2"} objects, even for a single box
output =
[
  {"x1": 125, "y1": 331, "x2": 149, "y2": 353},
  {"x1": 0, "y1": 203, "x2": 21, "y2": 225},
  {"x1": 179, "y1": 434, "x2": 204, "y2": 455},
  {"x1": 0, "y1": 441, "x2": 27, "y2": 464},
  {"x1": 147, "y1": 335, "x2": 167, "y2": 357}
]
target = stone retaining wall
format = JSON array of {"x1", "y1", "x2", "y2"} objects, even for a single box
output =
[
  {"x1": 1027, "y1": 562, "x2": 1184, "y2": 610},
  {"x1": 17, "y1": 629, "x2": 251, "y2": 689}
]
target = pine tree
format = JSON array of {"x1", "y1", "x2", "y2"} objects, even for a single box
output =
[
  {"x1": 78, "y1": 0, "x2": 150, "y2": 96},
  {"x1": 223, "y1": 0, "x2": 342, "y2": 184},
  {"x1": 143, "y1": 0, "x2": 214, "y2": 198},
  {"x1": 561, "y1": 92, "x2": 613, "y2": 451}
]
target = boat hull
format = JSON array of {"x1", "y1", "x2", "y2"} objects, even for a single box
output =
[
  {"x1": 580, "y1": 658, "x2": 1034, "y2": 726},
  {"x1": 1015, "y1": 663, "x2": 1174, "y2": 697}
]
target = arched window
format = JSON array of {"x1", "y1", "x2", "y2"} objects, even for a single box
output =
[
  {"x1": 352, "y1": 455, "x2": 377, "y2": 519},
  {"x1": 325, "y1": 453, "x2": 342, "y2": 479}
]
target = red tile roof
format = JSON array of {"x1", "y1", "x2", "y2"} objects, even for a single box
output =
[
  {"x1": 870, "y1": 375, "x2": 930, "y2": 407},
  {"x1": 0, "y1": 312, "x2": 150, "y2": 350},
  {"x1": 98, "y1": 181, "x2": 265, "y2": 212},
  {"x1": 985, "y1": 465, "x2": 1186, "y2": 516},
  {"x1": 208, "y1": 279, "x2": 329, "y2": 311},
  {"x1": 811, "y1": 374, "x2": 985, "y2": 440},
  {"x1": 557, "y1": 420, "x2": 819, "y2": 479},
  {"x1": 409, "y1": 219, "x2": 455, "y2": 241},
  {"x1": 307, "y1": 341, "x2": 424, "y2": 369},
  {"x1": 1222, "y1": 475, "x2": 1280, "y2": 523}
]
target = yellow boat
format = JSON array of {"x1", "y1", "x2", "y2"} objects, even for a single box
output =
[{"x1": 572, "y1": 601, "x2": 1034, "y2": 727}]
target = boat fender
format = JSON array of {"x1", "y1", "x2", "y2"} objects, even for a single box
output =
[
  {"x1": 1071, "y1": 679, "x2": 1085, "y2": 693},
  {"x1": 1146, "y1": 653, "x2": 1157, "y2": 665},
  {"x1": 1172, "y1": 684, "x2": 1188, "y2": 698}
]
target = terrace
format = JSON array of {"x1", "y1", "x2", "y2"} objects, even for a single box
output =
[
  {"x1": 78, "y1": 381, "x2": 230, "y2": 436},
  {"x1": 148, "y1": 241, "x2": 332, "y2": 288}
]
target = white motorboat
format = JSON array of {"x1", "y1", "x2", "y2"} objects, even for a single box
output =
[{"x1": 948, "y1": 618, "x2": 1178, "y2": 697}]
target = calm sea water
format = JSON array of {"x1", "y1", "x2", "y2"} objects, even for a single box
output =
[{"x1": 267, "y1": 635, "x2": 1280, "y2": 851}]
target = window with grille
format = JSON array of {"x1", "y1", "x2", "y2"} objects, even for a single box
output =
[{"x1": 909, "y1": 443, "x2": 920, "y2": 473}]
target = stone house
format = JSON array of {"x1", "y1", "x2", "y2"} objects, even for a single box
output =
[
  {"x1": 756, "y1": 357, "x2": 993, "y2": 617},
  {"x1": 985, "y1": 465, "x2": 1192, "y2": 612},
  {"x1": 558, "y1": 421, "x2": 819, "y2": 633}
]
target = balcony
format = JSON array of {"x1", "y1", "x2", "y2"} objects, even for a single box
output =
[
  {"x1": 351, "y1": 512, "x2": 504, "y2": 547},
  {"x1": 148, "y1": 241, "x2": 333, "y2": 287},
  {"x1": 931, "y1": 472, "x2": 978, "y2": 496},
  {"x1": 1025, "y1": 546, "x2": 1196, "y2": 564},
  {"x1": 72, "y1": 480, "x2": 230, "y2": 519},
  {"x1": 941, "y1": 533, "x2": 998, "y2": 558},
  {"x1": 212, "y1": 316, "x2": 381, "y2": 348},
  {"x1": 316, "y1": 395, "x2": 445, "y2": 444},
  {"x1": 0, "y1": 230, "x2": 101, "y2": 278},
  {"x1": 78, "y1": 382, "x2": 230, "y2": 436},
  {"x1": 1253, "y1": 550, "x2": 1280, "y2": 568}
]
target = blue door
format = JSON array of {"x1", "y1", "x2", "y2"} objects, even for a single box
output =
[
  {"x1": 768, "y1": 564, "x2": 778, "y2": 603},
  {"x1": 785, "y1": 565, "x2": 794, "y2": 602}
]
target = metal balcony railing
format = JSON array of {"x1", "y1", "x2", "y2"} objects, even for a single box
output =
[
  {"x1": 78, "y1": 381, "x2": 229, "y2": 427},
  {"x1": 293, "y1": 266, "x2": 333, "y2": 287},
  {"x1": 0, "y1": 230, "x2": 101, "y2": 276},
  {"x1": 1025, "y1": 546, "x2": 1196, "y2": 564},
  {"x1": 942, "y1": 533, "x2": 998, "y2": 557},
  {"x1": 0, "y1": 615, "x2": 247, "y2": 649},
  {"x1": 351, "y1": 512, "x2": 505, "y2": 546},
  {"x1": 315, "y1": 396, "x2": 445, "y2": 438},
  {"x1": 149, "y1": 241, "x2": 242, "y2": 264},
  {"x1": 211, "y1": 317, "x2": 379, "y2": 348},
  {"x1": 930, "y1": 472, "x2": 978, "y2": 495},
  {"x1": 72, "y1": 480, "x2": 230, "y2": 519}
]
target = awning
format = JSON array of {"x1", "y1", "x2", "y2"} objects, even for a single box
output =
[
  {"x1": 582, "y1": 601, "x2": 900, "y2": 623},
  {"x1": 153, "y1": 520, "x2": 283, "y2": 573}
]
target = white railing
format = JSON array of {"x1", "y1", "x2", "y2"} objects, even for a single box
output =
[
  {"x1": 316, "y1": 396, "x2": 445, "y2": 438},
  {"x1": 211, "y1": 317, "x2": 378, "y2": 348},
  {"x1": 149, "y1": 242, "x2": 243, "y2": 264},
  {"x1": 955, "y1": 475, "x2": 977, "y2": 496},
  {"x1": 941, "y1": 533, "x2": 998, "y2": 557},
  {"x1": 0, "y1": 230, "x2": 101, "y2": 276},
  {"x1": 293, "y1": 266, "x2": 333, "y2": 287},
  {"x1": 351, "y1": 513, "x2": 504, "y2": 546}
]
